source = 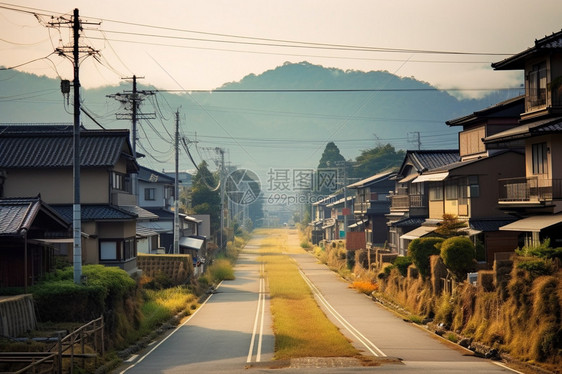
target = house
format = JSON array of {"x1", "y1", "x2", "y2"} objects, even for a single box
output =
[
  {"x1": 347, "y1": 170, "x2": 396, "y2": 249},
  {"x1": 386, "y1": 150, "x2": 459, "y2": 255},
  {"x1": 326, "y1": 195, "x2": 355, "y2": 241},
  {"x1": 409, "y1": 150, "x2": 525, "y2": 264},
  {"x1": 136, "y1": 166, "x2": 175, "y2": 253},
  {"x1": 0, "y1": 197, "x2": 70, "y2": 288},
  {"x1": 137, "y1": 165, "x2": 207, "y2": 255},
  {"x1": 310, "y1": 194, "x2": 340, "y2": 244},
  {"x1": 388, "y1": 95, "x2": 528, "y2": 263},
  {"x1": 484, "y1": 30, "x2": 562, "y2": 247},
  {"x1": 0, "y1": 125, "x2": 146, "y2": 275}
]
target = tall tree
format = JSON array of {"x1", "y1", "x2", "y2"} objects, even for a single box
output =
[
  {"x1": 317, "y1": 141, "x2": 346, "y2": 169},
  {"x1": 190, "y1": 161, "x2": 221, "y2": 234},
  {"x1": 352, "y1": 144, "x2": 405, "y2": 179}
]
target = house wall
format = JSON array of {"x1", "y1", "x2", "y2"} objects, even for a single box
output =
[
  {"x1": 525, "y1": 134, "x2": 562, "y2": 181},
  {"x1": 138, "y1": 180, "x2": 170, "y2": 208},
  {"x1": 4, "y1": 168, "x2": 109, "y2": 204},
  {"x1": 484, "y1": 231, "x2": 519, "y2": 265},
  {"x1": 459, "y1": 125, "x2": 485, "y2": 157},
  {"x1": 469, "y1": 153, "x2": 524, "y2": 218}
]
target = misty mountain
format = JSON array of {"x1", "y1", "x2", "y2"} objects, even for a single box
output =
[{"x1": 0, "y1": 62, "x2": 519, "y2": 176}]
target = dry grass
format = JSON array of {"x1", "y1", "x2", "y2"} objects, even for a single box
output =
[
  {"x1": 257, "y1": 229, "x2": 358, "y2": 360},
  {"x1": 349, "y1": 280, "x2": 379, "y2": 295}
]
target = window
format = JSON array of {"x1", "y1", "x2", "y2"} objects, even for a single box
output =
[
  {"x1": 112, "y1": 172, "x2": 131, "y2": 193},
  {"x1": 529, "y1": 62, "x2": 547, "y2": 107},
  {"x1": 429, "y1": 184, "x2": 443, "y2": 201},
  {"x1": 99, "y1": 238, "x2": 136, "y2": 262},
  {"x1": 532, "y1": 142, "x2": 548, "y2": 174},
  {"x1": 468, "y1": 175, "x2": 480, "y2": 197},
  {"x1": 445, "y1": 181, "x2": 458, "y2": 200},
  {"x1": 145, "y1": 188, "x2": 156, "y2": 201}
]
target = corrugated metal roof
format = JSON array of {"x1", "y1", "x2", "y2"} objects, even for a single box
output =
[{"x1": 0, "y1": 126, "x2": 132, "y2": 168}]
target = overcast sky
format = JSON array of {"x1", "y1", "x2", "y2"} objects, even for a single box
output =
[{"x1": 1, "y1": 0, "x2": 561, "y2": 99}]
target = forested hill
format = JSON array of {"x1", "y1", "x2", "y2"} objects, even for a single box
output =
[{"x1": 0, "y1": 61, "x2": 521, "y2": 173}]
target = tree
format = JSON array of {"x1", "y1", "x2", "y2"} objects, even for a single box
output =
[
  {"x1": 317, "y1": 141, "x2": 346, "y2": 169},
  {"x1": 440, "y1": 236, "x2": 476, "y2": 281},
  {"x1": 190, "y1": 161, "x2": 221, "y2": 234},
  {"x1": 352, "y1": 144, "x2": 405, "y2": 180},
  {"x1": 434, "y1": 214, "x2": 468, "y2": 238},
  {"x1": 408, "y1": 237, "x2": 445, "y2": 278},
  {"x1": 316, "y1": 142, "x2": 347, "y2": 195}
]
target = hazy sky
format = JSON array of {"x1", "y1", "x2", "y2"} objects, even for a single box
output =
[{"x1": 2, "y1": 0, "x2": 561, "y2": 99}]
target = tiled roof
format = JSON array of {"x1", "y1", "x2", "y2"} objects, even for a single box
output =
[
  {"x1": 0, "y1": 125, "x2": 134, "y2": 169},
  {"x1": 391, "y1": 217, "x2": 426, "y2": 228},
  {"x1": 470, "y1": 219, "x2": 516, "y2": 232},
  {"x1": 492, "y1": 29, "x2": 562, "y2": 70},
  {"x1": 484, "y1": 117, "x2": 562, "y2": 143},
  {"x1": 0, "y1": 197, "x2": 69, "y2": 236},
  {"x1": 52, "y1": 205, "x2": 137, "y2": 222},
  {"x1": 138, "y1": 166, "x2": 175, "y2": 183},
  {"x1": 446, "y1": 96, "x2": 524, "y2": 127},
  {"x1": 347, "y1": 169, "x2": 396, "y2": 188},
  {"x1": 408, "y1": 150, "x2": 460, "y2": 172}
]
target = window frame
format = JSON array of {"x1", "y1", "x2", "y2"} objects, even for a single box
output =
[
  {"x1": 144, "y1": 187, "x2": 156, "y2": 201},
  {"x1": 532, "y1": 142, "x2": 548, "y2": 175}
]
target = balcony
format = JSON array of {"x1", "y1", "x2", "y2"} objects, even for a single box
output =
[
  {"x1": 498, "y1": 177, "x2": 562, "y2": 203},
  {"x1": 390, "y1": 194, "x2": 426, "y2": 210}
]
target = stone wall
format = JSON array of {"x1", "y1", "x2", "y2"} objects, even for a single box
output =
[{"x1": 137, "y1": 254, "x2": 193, "y2": 285}]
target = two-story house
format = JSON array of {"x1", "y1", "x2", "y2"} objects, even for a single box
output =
[
  {"x1": 390, "y1": 96, "x2": 527, "y2": 264},
  {"x1": 484, "y1": 30, "x2": 562, "y2": 247},
  {"x1": 0, "y1": 125, "x2": 144, "y2": 275},
  {"x1": 138, "y1": 165, "x2": 206, "y2": 258},
  {"x1": 347, "y1": 170, "x2": 396, "y2": 249},
  {"x1": 310, "y1": 194, "x2": 340, "y2": 244},
  {"x1": 387, "y1": 150, "x2": 459, "y2": 255},
  {"x1": 326, "y1": 194, "x2": 355, "y2": 241}
]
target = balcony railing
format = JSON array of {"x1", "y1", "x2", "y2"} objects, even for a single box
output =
[
  {"x1": 499, "y1": 177, "x2": 562, "y2": 202},
  {"x1": 390, "y1": 194, "x2": 426, "y2": 209}
]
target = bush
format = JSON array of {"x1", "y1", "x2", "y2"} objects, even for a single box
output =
[
  {"x1": 408, "y1": 237, "x2": 444, "y2": 278},
  {"x1": 517, "y1": 259, "x2": 554, "y2": 278},
  {"x1": 207, "y1": 259, "x2": 235, "y2": 282},
  {"x1": 440, "y1": 236, "x2": 476, "y2": 281},
  {"x1": 516, "y1": 238, "x2": 562, "y2": 260},
  {"x1": 393, "y1": 256, "x2": 413, "y2": 277}
]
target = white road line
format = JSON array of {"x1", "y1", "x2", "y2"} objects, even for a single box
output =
[
  {"x1": 298, "y1": 268, "x2": 387, "y2": 357},
  {"x1": 120, "y1": 280, "x2": 223, "y2": 374},
  {"x1": 247, "y1": 263, "x2": 265, "y2": 363}
]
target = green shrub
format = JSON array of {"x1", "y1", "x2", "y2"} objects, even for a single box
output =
[
  {"x1": 207, "y1": 259, "x2": 235, "y2": 282},
  {"x1": 516, "y1": 239, "x2": 562, "y2": 260},
  {"x1": 393, "y1": 256, "x2": 413, "y2": 277},
  {"x1": 408, "y1": 237, "x2": 444, "y2": 278},
  {"x1": 517, "y1": 259, "x2": 554, "y2": 278},
  {"x1": 440, "y1": 236, "x2": 476, "y2": 281}
]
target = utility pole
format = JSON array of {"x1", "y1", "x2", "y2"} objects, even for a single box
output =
[
  {"x1": 50, "y1": 9, "x2": 99, "y2": 284},
  {"x1": 173, "y1": 110, "x2": 180, "y2": 254},
  {"x1": 107, "y1": 76, "x2": 155, "y2": 200},
  {"x1": 408, "y1": 131, "x2": 421, "y2": 150}
]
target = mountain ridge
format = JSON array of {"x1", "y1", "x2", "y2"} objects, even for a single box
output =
[{"x1": 0, "y1": 61, "x2": 521, "y2": 174}]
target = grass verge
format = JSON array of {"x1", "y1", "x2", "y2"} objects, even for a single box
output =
[{"x1": 257, "y1": 229, "x2": 358, "y2": 360}]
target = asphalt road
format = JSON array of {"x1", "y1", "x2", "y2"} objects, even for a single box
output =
[
  {"x1": 116, "y1": 231, "x2": 523, "y2": 373},
  {"x1": 118, "y1": 240, "x2": 274, "y2": 374}
]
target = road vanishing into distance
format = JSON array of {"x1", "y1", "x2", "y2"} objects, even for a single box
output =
[{"x1": 117, "y1": 230, "x2": 523, "y2": 373}]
